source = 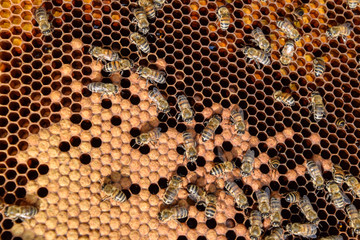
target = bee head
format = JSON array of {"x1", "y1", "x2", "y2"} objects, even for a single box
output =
[
  {"x1": 114, "y1": 85, "x2": 120, "y2": 94},
  {"x1": 311, "y1": 90, "x2": 320, "y2": 97},
  {"x1": 250, "y1": 237, "x2": 258, "y2": 240},
  {"x1": 42, "y1": 29, "x2": 52, "y2": 36},
  {"x1": 129, "y1": 32, "x2": 138, "y2": 42},
  {"x1": 280, "y1": 56, "x2": 291, "y2": 65},
  {"x1": 217, "y1": 5, "x2": 228, "y2": 15},
  {"x1": 214, "y1": 114, "x2": 222, "y2": 123},
  {"x1": 326, "y1": 29, "x2": 332, "y2": 38},
  {"x1": 355, "y1": 228, "x2": 360, "y2": 235},
  {"x1": 136, "y1": 65, "x2": 144, "y2": 74},
  {"x1": 236, "y1": 129, "x2": 245, "y2": 135},
  {"x1": 157, "y1": 212, "x2": 164, "y2": 221},
  {"x1": 189, "y1": 155, "x2": 197, "y2": 162}
]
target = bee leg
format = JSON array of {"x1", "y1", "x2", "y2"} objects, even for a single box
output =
[
  {"x1": 101, "y1": 196, "x2": 110, "y2": 202},
  {"x1": 254, "y1": 60, "x2": 261, "y2": 69},
  {"x1": 342, "y1": 36, "x2": 347, "y2": 43}
]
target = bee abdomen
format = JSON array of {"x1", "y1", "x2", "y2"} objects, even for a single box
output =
[
  {"x1": 205, "y1": 204, "x2": 216, "y2": 219},
  {"x1": 87, "y1": 82, "x2": 104, "y2": 93},
  {"x1": 314, "y1": 60, "x2": 325, "y2": 77},
  {"x1": 114, "y1": 190, "x2": 127, "y2": 202},
  {"x1": 210, "y1": 164, "x2": 225, "y2": 175},
  {"x1": 285, "y1": 191, "x2": 301, "y2": 203},
  {"x1": 175, "y1": 207, "x2": 188, "y2": 219},
  {"x1": 163, "y1": 190, "x2": 177, "y2": 204}
]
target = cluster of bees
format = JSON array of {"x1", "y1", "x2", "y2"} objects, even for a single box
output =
[{"x1": 3, "y1": 0, "x2": 351, "y2": 238}]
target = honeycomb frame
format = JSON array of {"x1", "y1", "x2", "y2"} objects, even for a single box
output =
[{"x1": 0, "y1": 0, "x2": 360, "y2": 239}]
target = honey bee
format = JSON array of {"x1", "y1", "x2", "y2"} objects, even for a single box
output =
[
  {"x1": 101, "y1": 178, "x2": 127, "y2": 202},
  {"x1": 306, "y1": 159, "x2": 325, "y2": 190},
  {"x1": 138, "y1": 0, "x2": 156, "y2": 20},
  {"x1": 256, "y1": 187, "x2": 271, "y2": 218},
  {"x1": 34, "y1": 7, "x2": 52, "y2": 36},
  {"x1": 187, "y1": 184, "x2": 207, "y2": 207},
  {"x1": 180, "y1": 130, "x2": 197, "y2": 163},
  {"x1": 319, "y1": 236, "x2": 344, "y2": 240},
  {"x1": 313, "y1": 57, "x2": 326, "y2": 77},
  {"x1": 285, "y1": 223, "x2": 317, "y2": 238},
  {"x1": 201, "y1": 114, "x2": 222, "y2": 142},
  {"x1": 163, "y1": 175, "x2": 182, "y2": 205},
  {"x1": 103, "y1": 59, "x2": 134, "y2": 75},
  {"x1": 264, "y1": 228, "x2": 284, "y2": 240},
  {"x1": 273, "y1": 91, "x2": 295, "y2": 106},
  {"x1": 217, "y1": 6, "x2": 231, "y2": 31},
  {"x1": 326, "y1": 23, "x2": 352, "y2": 42},
  {"x1": 242, "y1": 46, "x2": 271, "y2": 69},
  {"x1": 336, "y1": 118, "x2": 346, "y2": 128},
  {"x1": 210, "y1": 147, "x2": 236, "y2": 176},
  {"x1": 137, "y1": 66, "x2": 166, "y2": 85},
  {"x1": 251, "y1": 28, "x2": 271, "y2": 53},
  {"x1": 285, "y1": 191, "x2": 301, "y2": 203},
  {"x1": 130, "y1": 32, "x2": 150, "y2": 54},
  {"x1": 326, "y1": 180, "x2": 350, "y2": 209},
  {"x1": 270, "y1": 197, "x2": 282, "y2": 227},
  {"x1": 240, "y1": 149, "x2": 255, "y2": 177},
  {"x1": 133, "y1": 8, "x2": 150, "y2": 35},
  {"x1": 88, "y1": 46, "x2": 120, "y2": 64},
  {"x1": 293, "y1": 6, "x2": 306, "y2": 20},
  {"x1": 299, "y1": 195, "x2": 320, "y2": 225},
  {"x1": 269, "y1": 156, "x2": 280, "y2": 171},
  {"x1": 2, "y1": 204, "x2": 39, "y2": 221},
  {"x1": 177, "y1": 95, "x2": 194, "y2": 124},
  {"x1": 153, "y1": 0, "x2": 166, "y2": 10},
  {"x1": 346, "y1": 204, "x2": 360, "y2": 235},
  {"x1": 279, "y1": 40, "x2": 295, "y2": 65},
  {"x1": 332, "y1": 164, "x2": 345, "y2": 184},
  {"x1": 345, "y1": 174, "x2": 360, "y2": 198},
  {"x1": 205, "y1": 193, "x2": 217, "y2": 219},
  {"x1": 148, "y1": 87, "x2": 170, "y2": 114},
  {"x1": 310, "y1": 91, "x2": 326, "y2": 122},
  {"x1": 133, "y1": 127, "x2": 162, "y2": 147},
  {"x1": 249, "y1": 210, "x2": 263, "y2": 240},
  {"x1": 224, "y1": 180, "x2": 249, "y2": 209},
  {"x1": 87, "y1": 82, "x2": 119, "y2": 98},
  {"x1": 276, "y1": 18, "x2": 301, "y2": 41},
  {"x1": 158, "y1": 205, "x2": 188, "y2": 222},
  {"x1": 230, "y1": 106, "x2": 246, "y2": 135},
  {"x1": 347, "y1": 0, "x2": 359, "y2": 9}
]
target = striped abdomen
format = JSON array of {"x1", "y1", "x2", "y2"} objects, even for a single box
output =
[
  {"x1": 285, "y1": 191, "x2": 300, "y2": 203},
  {"x1": 112, "y1": 189, "x2": 127, "y2": 202},
  {"x1": 217, "y1": 6, "x2": 230, "y2": 30},
  {"x1": 270, "y1": 197, "x2": 282, "y2": 227},
  {"x1": 201, "y1": 115, "x2": 222, "y2": 142},
  {"x1": 205, "y1": 196, "x2": 216, "y2": 219},
  {"x1": 314, "y1": 58, "x2": 325, "y2": 77},
  {"x1": 4, "y1": 205, "x2": 38, "y2": 220},
  {"x1": 210, "y1": 162, "x2": 234, "y2": 176},
  {"x1": 103, "y1": 61, "x2": 122, "y2": 73},
  {"x1": 332, "y1": 164, "x2": 345, "y2": 184},
  {"x1": 254, "y1": 49, "x2": 271, "y2": 65},
  {"x1": 225, "y1": 180, "x2": 248, "y2": 208},
  {"x1": 163, "y1": 187, "x2": 180, "y2": 204},
  {"x1": 347, "y1": 0, "x2": 358, "y2": 9},
  {"x1": 172, "y1": 206, "x2": 188, "y2": 219}
]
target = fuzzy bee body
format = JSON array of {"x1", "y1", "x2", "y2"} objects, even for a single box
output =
[
  {"x1": 205, "y1": 193, "x2": 217, "y2": 219},
  {"x1": 345, "y1": 174, "x2": 360, "y2": 198},
  {"x1": 310, "y1": 91, "x2": 325, "y2": 122},
  {"x1": 326, "y1": 180, "x2": 350, "y2": 209},
  {"x1": 273, "y1": 91, "x2": 295, "y2": 106},
  {"x1": 306, "y1": 159, "x2": 325, "y2": 190},
  {"x1": 133, "y1": 8, "x2": 150, "y2": 35},
  {"x1": 276, "y1": 18, "x2": 301, "y2": 41},
  {"x1": 138, "y1": 0, "x2": 156, "y2": 20},
  {"x1": 137, "y1": 66, "x2": 166, "y2": 85},
  {"x1": 332, "y1": 164, "x2": 345, "y2": 184},
  {"x1": 280, "y1": 40, "x2": 295, "y2": 65},
  {"x1": 346, "y1": 204, "x2": 360, "y2": 235},
  {"x1": 34, "y1": 7, "x2": 52, "y2": 36},
  {"x1": 242, "y1": 46, "x2": 271, "y2": 68},
  {"x1": 251, "y1": 28, "x2": 270, "y2": 53},
  {"x1": 313, "y1": 57, "x2": 326, "y2": 77},
  {"x1": 217, "y1": 6, "x2": 231, "y2": 30},
  {"x1": 148, "y1": 87, "x2": 170, "y2": 114},
  {"x1": 153, "y1": 0, "x2": 166, "y2": 10},
  {"x1": 230, "y1": 106, "x2": 246, "y2": 135},
  {"x1": 294, "y1": 7, "x2": 305, "y2": 20},
  {"x1": 249, "y1": 210, "x2": 263, "y2": 240},
  {"x1": 286, "y1": 223, "x2": 317, "y2": 238},
  {"x1": 336, "y1": 118, "x2": 346, "y2": 128},
  {"x1": 177, "y1": 95, "x2": 194, "y2": 124},
  {"x1": 130, "y1": 32, "x2": 150, "y2": 54},
  {"x1": 347, "y1": 0, "x2": 359, "y2": 9},
  {"x1": 319, "y1": 236, "x2": 344, "y2": 240},
  {"x1": 224, "y1": 180, "x2": 249, "y2": 209},
  {"x1": 326, "y1": 23, "x2": 352, "y2": 42},
  {"x1": 158, "y1": 205, "x2": 188, "y2": 222},
  {"x1": 3, "y1": 205, "x2": 38, "y2": 220},
  {"x1": 299, "y1": 195, "x2": 320, "y2": 225},
  {"x1": 101, "y1": 179, "x2": 127, "y2": 202},
  {"x1": 87, "y1": 82, "x2": 119, "y2": 97},
  {"x1": 264, "y1": 228, "x2": 284, "y2": 240},
  {"x1": 163, "y1": 175, "x2": 182, "y2": 205},
  {"x1": 103, "y1": 59, "x2": 134, "y2": 75},
  {"x1": 269, "y1": 156, "x2": 280, "y2": 171},
  {"x1": 210, "y1": 161, "x2": 236, "y2": 176},
  {"x1": 241, "y1": 149, "x2": 255, "y2": 177},
  {"x1": 181, "y1": 131, "x2": 197, "y2": 163},
  {"x1": 89, "y1": 46, "x2": 120, "y2": 63},
  {"x1": 201, "y1": 114, "x2": 222, "y2": 142},
  {"x1": 285, "y1": 191, "x2": 301, "y2": 203},
  {"x1": 256, "y1": 187, "x2": 271, "y2": 218},
  {"x1": 270, "y1": 197, "x2": 282, "y2": 227},
  {"x1": 187, "y1": 184, "x2": 206, "y2": 207},
  {"x1": 134, "y1": 127, "x2": 162, "y2": 146}
]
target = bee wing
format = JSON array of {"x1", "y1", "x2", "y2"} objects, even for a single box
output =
[
  {"x1": 216, "y1": 146, "x2": 227, "y2": 163},
  {"x1": 342, "y1": 192, "x2": 351, "y2": 205},
  {"x1": 301, "y1": 195, "x2": 311, "y2": 204},
  {"x1": 264, "y1": 186, "x2": 271, "y2": 197},
  {"x1": 238, "y1": 107, "x2": 244, "y2": 119},
  {"x1": 315, "y1": 160, "x2": 323, "y2": 172},
  {"x1": 188, "y1": 193, "x2": 201, "y2": 202},
  {"x1": 152, "y1": 87, "x2": 160, "y2": 95}
]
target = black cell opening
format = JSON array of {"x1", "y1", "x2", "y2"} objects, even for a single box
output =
[
  {"x1": 206, "y1": 218, "x2": 217, "y2": 229},
  {"x1": 80, "y1": 154, "x2": 91, "y2": 164},
  {"x1": 139, "y1": 145, "x2": 150, "y2": 154},
  {"x1": 130, "y1": 184, "x2": 141, "y2": 195},
  {"x1": 59, "y1": 142, "x2": 70, "y2": 152},
  {"x1": 186, "y1": 218, "x2": 197, "y2": 229},
  {"x1": 148, "y1": 183, "x2": 159, "y2": 194},
  {"x1": 91, "y1": 137, "x2": 102, "y2": 148},
  {"x1": 177, "y1": 166, "x2": 188, "y2": 177},
  {"x1": 111, "y1": 116, "x2": 122, "y2": 126}
]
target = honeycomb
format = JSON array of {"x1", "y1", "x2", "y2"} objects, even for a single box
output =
[{"x1": 0, "y1": 0, "x2": 360, "y2": 239}]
